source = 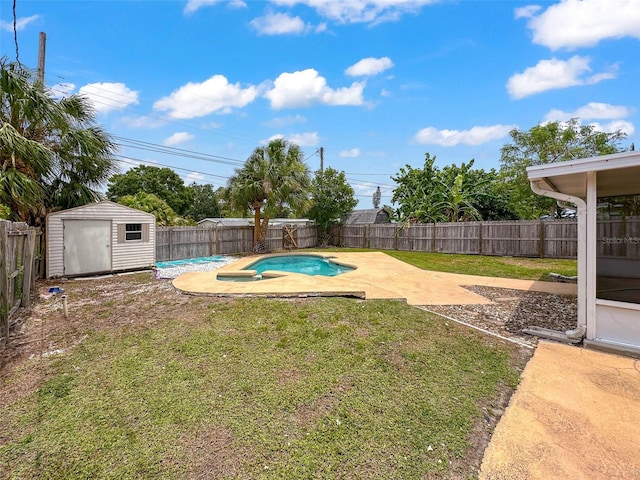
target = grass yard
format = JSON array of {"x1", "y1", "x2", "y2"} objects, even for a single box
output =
[
  {"x1": 0, "y1": 270, "x2": 528, "y2": 479},
  {"x1": 316, "y1": 248, "x2": 577, "y2": 281}
]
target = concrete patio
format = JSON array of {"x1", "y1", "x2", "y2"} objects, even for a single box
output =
[{"x1": 172, "y1": 251, "x2": 577, "y2": 304}]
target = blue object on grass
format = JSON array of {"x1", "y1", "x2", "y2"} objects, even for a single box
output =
[{"x1": 156, "y1": 255, "x2": 228, "y2": 269}]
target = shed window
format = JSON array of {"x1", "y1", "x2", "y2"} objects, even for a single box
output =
[{"x1": 125, "y1": 223, "x2": 143, "y2": 241}]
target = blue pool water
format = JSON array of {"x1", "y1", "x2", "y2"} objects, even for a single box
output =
[{"x1": 244, "y1": 255, "x2": 354, "y2": 277}]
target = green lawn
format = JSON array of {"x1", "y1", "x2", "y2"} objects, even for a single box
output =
[
  {"x1": 0, "y1": 278, "x2": 525, "y2": 479},
  {"x1": 315, "y1": 248, "x2": 577, "y2": 281}
]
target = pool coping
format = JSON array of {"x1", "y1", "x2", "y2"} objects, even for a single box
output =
[{"x1": 172, "y1": 251, "x2": 577, "y2": 305}]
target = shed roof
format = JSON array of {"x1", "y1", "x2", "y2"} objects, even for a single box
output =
[
  {"x1": 198, "y1": 218, "x2": 253, "y2": 227},
  {"x1": 47, "y1": 200, "x2": 155, "y2": 219},
  {"x1": 527, "y1": 151, "x2": 640, "y2": 198},
  {"x1": 344, "y1": 209, "x2": 389, "y2": 224}
]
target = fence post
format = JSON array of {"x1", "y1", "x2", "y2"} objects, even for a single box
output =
[
  {"x1": 20, "y1": 229, "x2": 37, "y2": 308},
  {"x1": 168, "y1": 227, "x2": 174, "y2": 260},
  {"x1": 478, "y1": 221, "x2": 483, "y2": 255},
  {"x1": 539, "y1": 221, "x2": 545, "y2": 258},
  {"x1": 431, "y1": 223, "x2": 436, "y2": 253},
  {"x1": 0, "y1": 221, "x2": 8, "y2": 342}
]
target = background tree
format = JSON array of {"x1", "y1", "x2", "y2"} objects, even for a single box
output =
[
  {"x1": 391, "y1": 153, "x2": 446, "y2": 223},
  {"x1": 308, "y1": 167, "x2": 358, "y2": 246},
  {"x1": 185, "y1": 183, "x2": 222, "y2": 221},
  {"x1": 117, "y1": 192, "x2": 192, "y2": 226},
  {"x1": 391, "y1": 154, "x2": 511, "y2": 223},
  {"x1": 500, "y1": 118, "x2": 626, "y2": 219},
  {"x1": 227, "y1": 138, "x2": 311, "y2": 252},
  {"x1": 372, "y1": 186, "x2": 381, "y2": 209},
  {"x1": 0, "y1": 204, "x2": 9, "y2": 219},
  {"x1": 0, "y1": 59, "x2": 117, "y2": 224},
  {"x1": 107, "y1": 165, "x2": 192, "y2": 216}
]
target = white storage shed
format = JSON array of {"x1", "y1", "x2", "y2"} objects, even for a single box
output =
[{"x1": 46, "y1": 201, "x2": 156, "y2": 278}]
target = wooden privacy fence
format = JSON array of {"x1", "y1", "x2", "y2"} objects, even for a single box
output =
[
  {"x1": 333, "y1": 220, "x2": 580, "y2": 258},
  {"x1": 0, "y1": 220, "x2": 41, "y2": 344},
  {"x1": 156, "y1": 224, "x2": 319, "y2": 261}
]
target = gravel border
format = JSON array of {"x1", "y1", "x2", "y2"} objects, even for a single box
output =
[{"x1": 426, "y1": 285, "x2": 578, "y2": 347}]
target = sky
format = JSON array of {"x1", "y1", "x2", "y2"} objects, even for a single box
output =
[{"x1": 1, "y1": 0, "x2": 639, "y2": 209}]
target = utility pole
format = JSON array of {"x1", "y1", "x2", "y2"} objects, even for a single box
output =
[
  {"x1": 37, "y1": 32, "x2": 46, "y2": 83},
  {"x1": 319, "y1": 147, "x2": 324, "y2": 172}
]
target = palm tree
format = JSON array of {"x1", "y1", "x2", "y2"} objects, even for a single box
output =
[
  {"x1": 227, "y1": 139, "x2": 310, "y2": 252},
  {"x1": 0, "y1": 59, "x2": 117, "y2": 224}
]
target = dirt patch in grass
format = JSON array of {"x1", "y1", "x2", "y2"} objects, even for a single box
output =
[{"x1": 177, "y1": 425, "x2": 250, "y2": 479}]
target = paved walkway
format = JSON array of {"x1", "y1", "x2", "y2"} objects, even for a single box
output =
[
  {"x1": 480, "y1": 341, "x2": 640, "y2": 480},
  {"x1": 172, "y1": 252, "x2": 577, "y2": 304}
]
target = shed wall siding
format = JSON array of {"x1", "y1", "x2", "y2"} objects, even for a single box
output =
[{"x1": 47, "y1": 202, "x2": 155, "y2": 277}]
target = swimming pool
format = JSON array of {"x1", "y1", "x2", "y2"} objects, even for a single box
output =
[
  {"x1": 246, "y1": 254, "x2": 354, "y2": 276},
  {"x1": 216, "y1": 254, "x2": 355, "y2": 281}
]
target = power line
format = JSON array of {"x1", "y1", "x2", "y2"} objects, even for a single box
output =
[
  {"x1": 113, "y1": 136, "x2": 245, "y2": 167},
  {"x1": 113, "y1": 155, "x2": 229, "y2": 187}
]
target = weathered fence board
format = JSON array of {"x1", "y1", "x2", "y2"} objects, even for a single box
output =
[
  {"x1": 0, "y1": 220, "x2": 41, "y2": 344},
  {"x1": 153, "y1": 218, "x2": 590, "y2": 263},
  {"x1": 156, "y1": 224, "x2": 320, "y2": 261},
  {"x1": 332, "y1": 219, "x2": 579, "y2": 258}
]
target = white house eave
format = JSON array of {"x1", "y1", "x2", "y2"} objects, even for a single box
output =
[{"x1": 527, "y1": 151, "x2": 640, "y2": 180}]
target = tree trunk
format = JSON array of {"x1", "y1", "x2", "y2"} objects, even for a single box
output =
[{"x1": 252, "y1": 204, "x2": 261, "y2": 247}]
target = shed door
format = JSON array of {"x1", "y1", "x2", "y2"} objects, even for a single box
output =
[{"x1": 63, "y1": 220, "x2": 112, "y2": 275}]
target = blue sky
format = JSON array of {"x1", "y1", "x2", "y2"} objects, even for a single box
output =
[{"x1": 1, "y1": 0, "x2": 639, "y2": 208}]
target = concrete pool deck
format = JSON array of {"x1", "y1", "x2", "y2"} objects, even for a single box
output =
[{"x1": 171, "y1": 251, "x2": 577, "y2": 304}]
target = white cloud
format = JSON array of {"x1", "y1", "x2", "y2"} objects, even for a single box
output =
[
  {"x1": 267, "y1": 133, "x2": 285, "y2": 143},
  {"x1": 78, "y1": 82, "x2": 139, "y2": 114},
  {"x1": 50, "y1": 82, "x2": 76, "y2": 99},
  {"x1": 340, "y1": 148, "x2": 361, "y2": 158},
  {"x1": 266, "y1": 132, "x2": 319, "y2": 147},
  {"x1": 413, "y1": 124, "x2": 516, "y2": 146},
  {"x1": 250, "y1": 12, "x2": 310, "y2": 35},
  {"x1": 288, "y1": 132, "x2": 320, "y2": 146},
  {"x1": 543, "y1": 103, "x2": 635, "y2": 136},
  {"x1": 591, "y1": 120, "x2": 635, "y2": 136},
  {"x1": 544, "y1": 102, "x2": 634, "y2": 123},
  {"x1": 164, "y1": 132, "x2": 195, "y2": 146},
  {"x1": 184, "y1": 0, "x2": 220, "y2": 14},
  {"x1": 345, "y1": 57, "x2": 394, "y2": 77},
  {"x1": 514, "y1": 5, "x2": 541, "y2": 19},
  {"x1": 264, "y1": 69, "x2": 365, "y2": 109},
  {"x1": 186, "y1": 172, "x2": 206, "y2": 183},
  {"x1": 0, "y1": 14, "x2": 40, "y2": 32},
  {"x1": 506, "y1": 56, "x2": 615, "y2": 99},
  {"x1": 269, "y1": 0, "x2": 437, "y2": 25},
  {"x1": 153, "y1": 75, "x2": 258, "y2": 119},
  {"x1": 521, "y1": 0, "x2": 640, "y2": 50}
]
